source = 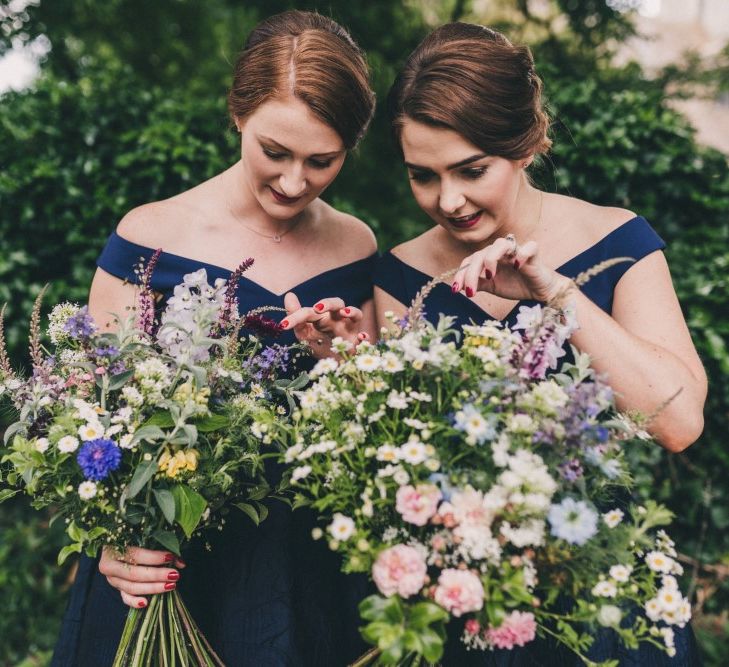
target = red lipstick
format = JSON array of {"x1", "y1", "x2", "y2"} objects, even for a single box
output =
[{"x1": 269, "y1": 186, "x2": 302, "y2": 205}]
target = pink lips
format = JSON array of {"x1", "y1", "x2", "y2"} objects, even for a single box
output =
[
  {"x1": 447, "y1": 211, "x2": 482, "y2": 229},
  {"x1": 269, "y1": 186, "x2": 302, "y2": 205}
]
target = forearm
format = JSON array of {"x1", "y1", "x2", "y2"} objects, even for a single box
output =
[{"x1": 563, "y1": 287, "x2": 706, "y2": 452}]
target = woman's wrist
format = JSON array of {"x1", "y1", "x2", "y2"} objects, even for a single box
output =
[{"x1": 542, "y1": 273, "x2": 576, "y2": 306}]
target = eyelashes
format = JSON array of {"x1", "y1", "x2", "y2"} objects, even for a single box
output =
[
  {"x1": 262, "y1": 148, "x2": 333, "y2": 170},
  {"x1": 408, "y1": 167, "x2": 489, "y2": 183}
]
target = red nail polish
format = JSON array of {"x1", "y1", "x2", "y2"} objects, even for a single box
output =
[
  {"x1": 465, "y1": 287, "x2": 474, "y2": 298},
  {"x1": 163, "y1": 553, "x2": 175, "y2": 563},
  {"x1": 513, "y1": 259, "x2": 520, "y2": 269},
  {"x1": 451, "y1": 283, "x2": 459, "y2": 294},
  {"x1": 167, "y1": 571, "x2": 180, "y2": 581},
  {"x1": 138, "y1": 600, "x2": 147, "y2": 608},
  {"x1": 164, "y1": 582, "x2": 176, "y2": 591},
  {"x1": 314, "y1": 303, "x2": 324, "y2": 312},
  {"x1": 484, "y1": 269, "x2": 493, "y2": 280},
  {"x1": 281, "y1": 320, "x2": 289, "y2": 328},
  {"x1": 358, "y1": 332, "x2": 369, "y2": 341},
  {"x1": 344, "y1": 307, "x2": 351, "y2": 315}
]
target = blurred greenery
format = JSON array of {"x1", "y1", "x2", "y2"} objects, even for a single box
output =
[{"x1": 1, "y1": 0, "x2": 728, "y2": 665}]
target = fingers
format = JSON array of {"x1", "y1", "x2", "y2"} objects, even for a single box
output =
[
  {"x1": 510, "y1": 240, "x2": 538, "y2": 271},
  {"x1": 100, "y1": 546, "x2": 183, "y2": 608},
  {"x1": 452, "y1": 237, "x2": 529, "y2": 296},
  {"x1": 280, "y1": 296, "x2": 359, "y2": 331},
  {"x1": 283, "y1": 291, "x2": 302, "y2": 316}
]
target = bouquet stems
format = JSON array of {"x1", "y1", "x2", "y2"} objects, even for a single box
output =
[{"x1": 112, "y1": 590, "x2": 224, "y2": 667}]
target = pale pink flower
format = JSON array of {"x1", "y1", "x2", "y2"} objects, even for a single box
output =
[
  {"x1": 396, "y1": 484, "x2": 442, "y2": 526},
  {"x1": 372, "y1": 545, "x2": 427, "y2": 598},
  {"x1": 465, "y1": 618, "x2": 481, "y2": 635},
  {"x1": 484, "y1": 611, "x2": 537, "y2": 649},
  {"x1": 434, "y1": 569, "x2": 484, "y2": 617}
]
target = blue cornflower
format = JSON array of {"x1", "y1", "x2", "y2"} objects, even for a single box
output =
[
  {"x1": 63, "y1": 306, "x2": 97, "y2": 340},
  {"x1": 558, "y1": 458, "x2": 584, "y2": 482},
  {"x1": 77, "y1": 438, "x2": 122, "y2": 481},
  {"x1": 548, "y1": 497, "x2": 598, "y2": 545}
]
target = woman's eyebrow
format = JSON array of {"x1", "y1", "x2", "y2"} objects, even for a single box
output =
[
  {"x1": 404, "y1": 153, "x2": 488, "y2": 171},
  {"x1": 258, "y1": 135, "x2": 343, "y2": 158}
]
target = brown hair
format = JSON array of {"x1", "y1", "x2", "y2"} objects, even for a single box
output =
[
  {"x1": 228, "y1": 11, "x2": 375, "y2": 150},
  {"x1": 387, "y1": 23, "x2": 551, "y2": 159}
]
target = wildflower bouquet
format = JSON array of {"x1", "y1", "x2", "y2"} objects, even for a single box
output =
[
  {"x1": 0, "y1": 257, "x2": 300, "y2": 666},
  {"x1": 261, "y1": 277, "x2": 690, "y2": 666}
]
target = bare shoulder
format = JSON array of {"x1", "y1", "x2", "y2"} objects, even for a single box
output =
[
  {"x1": 116, "y1": 185, "x2": 209, "y2": 250},
  {"x1": 549, "y1": 194, "x2": 637, "y2": 243},
  {"x1": 315, "y1": 200, "x2": 377, "y2": 262},
  {"x1": 389, "y1": 227, "x2": 443, "y2": 274}
]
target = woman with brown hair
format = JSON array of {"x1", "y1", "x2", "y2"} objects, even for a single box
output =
[
  {"x1": 52, "y1": 11, "x2": 376, "y2": 666},
  {"x1": 375, "y1": 22, "x2": 705, "y2": 665}
]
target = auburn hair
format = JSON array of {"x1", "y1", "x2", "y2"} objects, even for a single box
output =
[
  {"x1": 387, "y1": 23, "x2": 551, "y2": 159},
  {"x1": 228, "y1": 10, "x2": 375, "y2": 150}
]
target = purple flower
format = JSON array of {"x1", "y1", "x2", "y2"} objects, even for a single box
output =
[
  {"x1": 77, "y1": 438, "x2": 122, "y2": 481},
  {"x1": 94, "y1": 345, "x2": 119, "y2": 358},
  {"x1": 63, "y1": 306, "x2": 97, "y2": 340},
  {"x1": 136, "y1": 248, "x2": 162, "y2": 335},
  {"x1": 109, "y1": 360, "x2": 127, "y2": 375},
  {"x1": 217, "y1": 257, "x2": 255, "y2": 332},
  {"x1": 243, "y1": 345, "x2": 290, "y2": 381},
  {"x1": 558, "y1": 458, "x2": 584, "y2": 482},
  {"x1": 242, "y1": 313, "x2": 283, "y2": 339}
]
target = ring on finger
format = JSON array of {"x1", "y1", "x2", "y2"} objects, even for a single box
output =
[{"x1": 504, "y1": 233, "x2": 518, "y2": 257}]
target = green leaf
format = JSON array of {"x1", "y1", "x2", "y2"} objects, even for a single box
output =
[
  {"x1": 0, "y1": 488, "x2": 19, "y2": 503},
  {"x1": 419, "y1": 627, "x2": 445, "y2": 663},
  {"x1": 131, "y1": 425, "x2": 166, "y2": 446},
  {"x1": 171, "y1": 484, "x2": 207, "y2": 538},
  {"x1": 152, "y1": 529, "x2": 181, "y2": 556},
  {"x1": 153, "y1": 488, "x2": 176, "y2": 524},
  {"x1": 58, "y1": 542, "x2": 82, "y2": 566},
  {"x1": 408, "y1": 601, "x2": 448, "y2": 629},
  {"x1": 195, "y1": 413, "x2": 229, "y2": 432},
  {"x1": 359, "y1": 594, "x2": 404, "y2": 623},
  {"x1": 127, "y1": 459, "x2": 158, "y2": 499},
  {"x1": 234, "y1": 502, "x2": 261, "y2": 526},
  {"x1": 143, "y1": 411, "x2": 175, "y2": 428},
  {"x1": 107, "y1": 369, "x2": 134, "y2": 390}
]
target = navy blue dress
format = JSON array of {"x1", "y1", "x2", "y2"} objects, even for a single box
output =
[
  {"x1": 52, "y1": 231, "x2": 375, "y2": 667},
  {"x1": 374, "y1": 216, "x2": 701, "y2": 666}
]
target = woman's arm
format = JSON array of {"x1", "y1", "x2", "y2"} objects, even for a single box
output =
[
  {"x1": 555, "y1": 251, "x2": 707, "y2": 452},
  {"x1": 373, "y1": 286, "x2": 409, "y2": 334}
]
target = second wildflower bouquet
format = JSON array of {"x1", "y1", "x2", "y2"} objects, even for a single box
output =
[
  {"x1": 261, "y1": 284, "x2": 690, "y2": 666},
  {"x1": 0, "y1": 257, "x2": 298, "y2": 666}
]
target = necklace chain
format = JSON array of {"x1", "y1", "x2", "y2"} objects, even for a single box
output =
[{"x1": 225, "y1": 172, "x2": 302, "y2": 243}]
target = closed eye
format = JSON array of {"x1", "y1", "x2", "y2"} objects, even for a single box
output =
[
  {"x1": 263, "y1": 147, "x2": 286, "y2": 161},
  {"x1": 308, "y1": 158, "x2": 334, "y2": 169},
  {"x1": 408, "y1": 170, "x2": 434, "y2": 183},
  {"x1": 461, "y1": 167, "x2": 487, "y2": 180}
]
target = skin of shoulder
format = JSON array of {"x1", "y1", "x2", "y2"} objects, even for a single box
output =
[
  {"x1": 115, "y1": 196, "x2": 201, "y2": 251},
  {"x1": 313, "y1": 199, "x2": 378, "y2": 263}
]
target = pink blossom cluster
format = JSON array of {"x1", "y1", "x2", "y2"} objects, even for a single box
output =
[
  {"x1": 395, "y1": 483, "x2": 442, "y2": 526},
  {"x1": 372, "y1": 545, "x2": 427, "y2": 598},
  {"x1": 483, "y1": 611, "x2": 537, "y2": 649},
  {"x1": 433, "y1": 569, "x2": 484, "y2": 617}
]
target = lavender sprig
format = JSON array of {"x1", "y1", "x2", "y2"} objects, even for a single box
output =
[
  {"x1": 135, "y1": 248, "x2": 162, "y2": 336},
  {"x1": 217, "y1": 257, "x2": 255, "y2": 333},
  {"x1": 29, "y1": 285, "x2": 49, "y2": 370},
  {"x1": 0, "y1": 304, "x2": 15, "y2": 378}
]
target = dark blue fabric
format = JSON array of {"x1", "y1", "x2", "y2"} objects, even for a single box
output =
[
  {"x1": 375, "y1": 216, "x2": 701, "y2": 666},
  {"x1": 52, "y1": 232, "x2": 376, "y2": 667}
]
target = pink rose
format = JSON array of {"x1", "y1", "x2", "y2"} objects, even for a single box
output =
[
  {"x1": 464, "y1": 618, "x2": 481, "y2": 635},
  {"x1": 396, "y1": 484, "x2": 442, "y2": 526},
  {"x1": 483, "y1": 611, "x2": 537, "y2": 650},
  {"x1": 434, "y1": 569, "x2": 484, "y2": 617},
  {"x1": 372, "y1": 545, "x2": 427, "y2": 598}
]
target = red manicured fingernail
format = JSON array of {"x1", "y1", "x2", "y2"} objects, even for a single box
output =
[
  {"x1": 513, "y1": 259, "x2": 520, "y2": 269},
  {"x1": 358, "y1": 332, "x2": 369, "y2": 341},
  {"x1": 164, "y1": 582, "x2": 176, "y2": 591},
  {"x1": 280, "y1": 320, "x2": 289, "y2": 328},
  {"x1": 138, "y1": 600, "x2": 147, "y2": 608},
  {"x1": 344, "y1": 307, "x2": 351, "y2": 315},
  {"x1": 465, "y1": 287, "x2": 474, "y2": 298},
  {"x1": 451, "y1": 283, "x2": 459, "y2": 294},
  {"x1": 167, "y1": 571, "x2": 180, "y2": 581},
  {"x1": 484, "y1": 269, "x2": 493, "y2": 280},
  {"x1": 176, "y1": 559, "x2": 186, "y2": 568},
  {"x1": 163, "y1": 553, "x2": 174, "y2": 563},
  {"x1": 314, "y1": 303, "x2": 325, "y2": 312}
]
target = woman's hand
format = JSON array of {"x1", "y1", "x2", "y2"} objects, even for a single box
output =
[
  {"x1": 280, "y1": 292, "x2": 369, "y2": 358},
  {"x1": 451, "y1": 236, "x2": 571, "y2": 303},
  {"x1": 99, "y1": 546, "x2": 185, "y2": 608}
]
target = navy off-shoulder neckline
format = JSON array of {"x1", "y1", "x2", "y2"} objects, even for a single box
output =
[{"x1": 103, "y1": 230, "x2": 378, "y2": 298}]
